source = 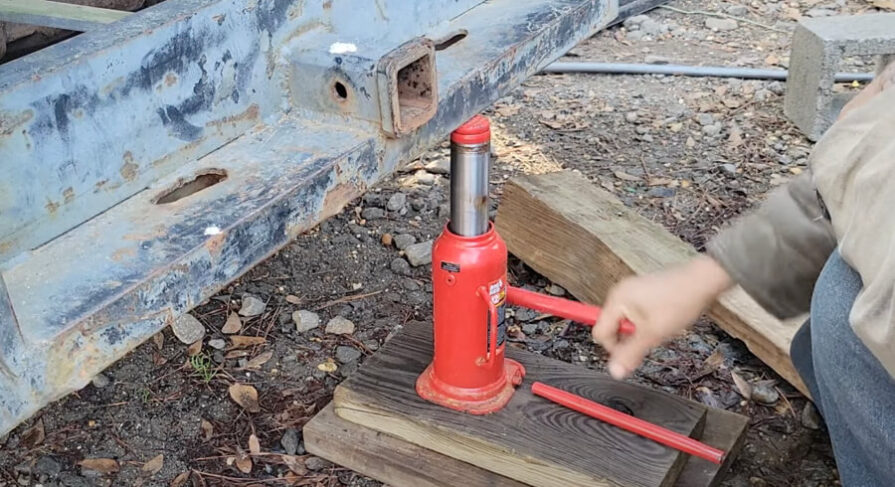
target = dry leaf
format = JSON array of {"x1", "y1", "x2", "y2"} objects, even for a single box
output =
[
  {"x1": 705, "y1": 348, "x2": 724, "y2": 370},
  {"x1": 187, "y1": 340, "x2": 202, "y2": 357},
  {"x1": 282, "y1": 455, "x2": 308, "y2": 476},
  {"x1": 229, "y1": 383, "x2": 261, "y2": 413},
  {"x1": 222, "y1": 313, "x2": 242, "y2": 334},
  {"x1": 225, "y1": 350, "x2": 251, "y2": 359},
  {"x1": 647, "y1": 178, "x2": 673, "y2": 187},
  {"x1": 235, "y1": 450, "x2": 253, "y2": 474},
  {"x1": 79, "y1": 458, "x2": 120, "y2": 474},
  {"x1": 722, "y1": 98, "x2": 742, "y2": 109},
  {"x1": 872, "y1": 0, "x2": 895, "y2": 10},
  {"x1": 170, "y1": 472, "x2": 190, "y2": 487},
  {"x1": 152, "y1": 333, "x2": 165, "y2": 350},
  {"x1": 731, "y1": 371, "x2": 753, "y2": 399},
  {"x1": 613, "y1": 170, "x2": 640, "y2": 182},
  {"x1": 239, "y1": 351, "x2": 274, "y2": 371},
  {"x1": 317, "y1": 359, "x2": 338, "y2": 373},
  {"x1": 230, "y1": 336, "x2": 267, "y2": 349},
  {"x1": 21, "y1": 419, "x2": 45, "y2": 449},
  {"x1": 143, "y1": 454, "x2": 164, "y2": 475},
  {"x1": 285, "y1": 295, "x2": 302, "y2": 305},
  {"x1": 728, "y1": 123, "x2": 744, "y2": 148},
  {"x1": 200, "y1": 419, "x2": 214, "y2": 441},
  {"x1": 248, "y1": 434, "x2": 261, "y2": 455}
]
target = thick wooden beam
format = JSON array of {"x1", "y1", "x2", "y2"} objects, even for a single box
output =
[
  {"x1": 306, "y1": 401, "x2": 748, "y2": 487},
  {"x1": 333, "y1": 322, "x2": 712, "y2": 487},
  {"x1": 494, "y1": 170, "x2": 809, "y2": 397},
  {"x1": 0, "y1": 0, "x2": 131, "y2": 31}
]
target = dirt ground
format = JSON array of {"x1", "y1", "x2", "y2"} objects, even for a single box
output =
[{"x1": 3, "y1": 0, "x2": 889, "y2": 485}]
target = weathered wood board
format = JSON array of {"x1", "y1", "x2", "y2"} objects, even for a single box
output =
[
  {"x1": 306, "y1": 401, "x2": 748, "y2": 487},
  {"x1": 494, "y1": 170, "x2": 809, "y2": 397},
  {"x1": 333, "y1": 322, "x2": 712, "y2": 487}
]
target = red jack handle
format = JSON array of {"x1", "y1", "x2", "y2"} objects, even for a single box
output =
[
  {"x1": 531, "y1": 382, "x2": 726, "y2": 464},
  {"x1": 506, "y1": 286, "x2": 636, "y2": 335}
]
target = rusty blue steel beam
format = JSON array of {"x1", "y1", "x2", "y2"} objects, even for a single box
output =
[{"x1": 0, "y1": 0, "x2": 618, "y2": 436}]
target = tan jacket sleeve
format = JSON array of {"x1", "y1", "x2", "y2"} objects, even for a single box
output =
[{"x1": 705, "y1": 172, "x2": 837, "y2": 319}]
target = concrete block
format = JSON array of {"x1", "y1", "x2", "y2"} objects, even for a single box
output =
[{"x1": 784, "y1": 13, "x2": 895, "y2": 141}]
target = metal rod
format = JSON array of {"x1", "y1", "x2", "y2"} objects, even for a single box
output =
[
  {"x1": 449, "y1": 121, "x2": 491, "y2": 237},
  {"x1": 543, "y1": 61, "x2": 875, "y2": 83},
  {"x1": 506, "y1": 286, "x2": 635, "y2": 335},
  {"x1": 531, "y1": 382, "x2": 726, "y2": 464}
]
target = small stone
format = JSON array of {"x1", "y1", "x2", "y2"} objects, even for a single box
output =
[
  {"x1": 623, "y1": 14, "x2": 649, "y2": 29},
  {"x1": 686, "y1": 136, "x2": 696, "y2": 148},
  {"x1": 239, "y1": 295, "x2": 266, "y2": 317},
  {"x1": 626, "y1": 30, "x2": 646, "y2": 41},
  {"x1": 635, "y1": 126, "x2": 650, "y2": 135},
  {"x1": 705, "y1": 17, "x2": 738, "y2": 31},
  {"x1": 402, "y1": 278, "x2": 421, "y2": 291},
  {"x1": 553, "y1": 339, "x2": 570, "y2": 350},
  {"x1": 394, "y1": 233, "x2": 417, "y2": 250},
  {"x1": 522, "y1": 323, "x2": 539, "y2": 335},
  {"x1": 381, "y1": 233, "x2": 393, "y2": 246},
  {"x1": 437, "y1": 204, "x2": 450, "y2": 219},
  {"x1": 640, "y1": 18, "x2": 665, "y2": 36},
  {"x1": 281, "y1": 429, "x2": 300, "y2": 455},
  {"x1": 778, "y1": 154, "x2": 793, "y2": 165},
  {"x1": 753, "y1": 89, "x2": 773, "y2": 102},
  {"x1": 768, "y1": 81, "x2": 785, "y2": 95},
  {"x1": 386, "y1": 193, "x2": 407, "y2": 212},
  {"x1": 801, "y1": 402, "x2": 823, "y2": 430},
  {"x1": 33, "y1": 456, "x2": 62, "y2": 477},
  {"x1": 171, "y1": 313, "x2": 205, "y2": 344},
  {"x1": 208, "y1": 338, "x2": 226, "y2": 350},
  {"x1": 325, "y1": 316, "x2": 356, "y2": 335},
  {"x1": 293, "y1": 310, "x2": 320, "y2": 333},
  {"x1": 697, "y1": 113, "x2": 715, "y2": 126},
  {"x1": 361, "y1": 207, "x2": 386, "y2": 220},
  {"x1": 91, "y1": 373, "x2": 111, "y2": 389},
  {"x1": 410, "y1": 199, "x2": 427, "y2": 211},
  {"x1": 646, "y1": 187, "x2": 676, "y2": 198},
  {"x1": 415, "y1": 170, "x2": 436, "y2": 185},
  {"x1": 644, "y1": 54, "x2": 671, "y2": 65},
  {"x1": 305, "y1": 456, "x2": 333, "y2": 471},
  {"x1": 750, "y1": 382, "x2": 779, "y2": 405},
  {"x1": 424, "y1": 157, "x2": 450, "y2": 175},
  {"x1": 545, "y1": 284, "x2": 566, "y2": 296},
  {"x1": 625, "y1": 112, "x2": 639, "y2": 123},
  {"x1": 703, "y1": 124, "x2": 723, "y2": 137},
  {"x1": 720, "y1": 163, "x2": 738, "y2": 176},
  {"x1": 335, "y1": 346, "x2": 362, "y2": 364},
  {"x1": 515, "y1": 308, "x2": 536, "y2": 322},
  {"x1": 390, "y1": 257, "x2": 412, "y2": 276},
  {"x1": 726, "y1": 5, "x2": 748, "y2": 16},
  {"x1": 404, "y1": 241, "x2": 433, "y2": 267}
]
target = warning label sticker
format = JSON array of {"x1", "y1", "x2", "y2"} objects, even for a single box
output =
[{"x1": 487, "y1": 278, "x2": 507, "y2": 347}]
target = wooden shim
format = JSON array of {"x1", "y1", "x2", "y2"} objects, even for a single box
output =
[
  {"x1": 494, "y1": 170, "x2": 809, "y2": 397},
  {"x1": 334, "y1": 322, "x2": 709, "y2": 487},
  {"x1": 0, "y1": 0, "x2": 131, "y2": 32},
  {"x1": 306, "y1": 401, "x2": 747, "y2": 487}
]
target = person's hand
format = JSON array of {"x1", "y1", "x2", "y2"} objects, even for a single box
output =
[{"x1": 592, "y1": 256, "x2": 734, "y2": 380}]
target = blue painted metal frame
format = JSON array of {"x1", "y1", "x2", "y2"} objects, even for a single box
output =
[{"x1": 0, "y1": 0, "x2": 617, "y2": 436}]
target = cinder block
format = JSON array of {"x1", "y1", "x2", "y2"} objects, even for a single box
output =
[{"x1": 784, "y1": 13, "x2": 895, "y2": 141}]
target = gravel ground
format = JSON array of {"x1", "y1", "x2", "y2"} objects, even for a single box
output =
[{"x1": 3, "y1": 0, "x2": 890, "y2": 485}]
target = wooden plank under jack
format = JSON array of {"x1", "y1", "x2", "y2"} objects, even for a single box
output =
[
  {"x1": 332, "y1": 322, "x2": 737, "y2": 487},
  {"x1": 306, "y1": 401, "x2": 747, "y2": 487},
  {"x1": 494, "y1": 170, "x2": 809, "y2": 397}
]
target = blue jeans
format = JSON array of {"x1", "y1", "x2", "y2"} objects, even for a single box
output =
[{"x1": 790, "y1": 250, "x2": 895, "y2": 486}]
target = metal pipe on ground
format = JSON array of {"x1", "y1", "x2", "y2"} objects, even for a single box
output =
[{"x1": 542, "y1": 61, "x2": 875, "y2": 83}]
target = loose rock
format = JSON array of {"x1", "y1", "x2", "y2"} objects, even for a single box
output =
[
  {"x1": 623, "y1": 15, "x2": 648, "y2": 29},
  {"x1": 91, "y1": 373, "x2": 111, "y2": 389},
  {"x1": 294, "y1": 310, "x2": 321, "y2": 333},
  {"x1": 239, "y1": 295, "x2": 266, "y2": 317},
  {"x1": 801, "y1": 402, "x2": 823, "y2": 430},
  {"x1": 720, "y1": 163, "x2": 738, "y2": 177},
  {"x1": 404, "y1": 241, "x2": 433, "y2": 267},
  {"x1": 644, "y1": 54, "x2": 670, "y2": 65},
  {"x1": 414, "y1": 170, "x2": 436, "y2": 185},
  {"x1": 305, "y1": 456, "x2": 333, "y2": 471},
  {"x1": 281, "y1": 429, "x2": 300, "y2": 455},
  {"x1": 703, "y1": 124, "x2": 723, "y2": 137},
  {"x1": 325, "y1": 316, "x2": 356, "y2": 335},
  {"x1": 546, "y1": 284, "x2": 566, "y2": 296},
  {"x1": 751, "y1": 382, "x2": 780, "y2": 405},
  {"x1": 697, "y1": 113, "x2": 715, "y2": 126},
  {"x1": 394, "y1": 233, "x2": 417, "y2": 250},
  {"x1": 387, "y1": 193, "x2": 407, "y2": 212},
  {"x1": 335, "y1": 346, "x2": 362, "y2": 364},
  {"x1": 172, "y1": 313, "x2": 205, "y2": 345},
  {"x1": 726, "y1": 5, "x2": 748, "y2": 16},
  {"x1": 390, "y1": 257, "x2": 412, "y2": 276},
  {"x1": 640, "y1": 18, "x2": 665, "y2": 36},
  {"x1": 625, "y1": 112, "x2": 638, "y2": 123},
  {"x1": 705, "y1": 18, "x2": 738, "y2": 31},
  {"x1": 424, "y1": 157, "x2": 450, "y2": 175},
  {"x1": 33, "y1": 456, "x2": 62, "y2": 477},
  {"x1": 208, "y1": 338, "x2": 226, "y2": 350},
  {"x1": 522, "y1": 323, "x2": 539, "y2": 335},
  {"x1": 361, "y1": 207, "x2": 386, "y2": 220},
  {"x1": 381, "y1": 233, "x2": 393, "y2": 246}
]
